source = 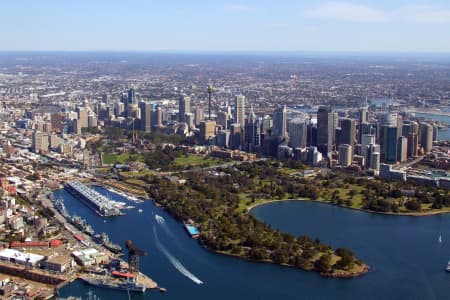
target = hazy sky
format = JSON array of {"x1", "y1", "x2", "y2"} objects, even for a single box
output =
[{"x1": 1, "y1": 0, "x2": 450, "y2": 52}]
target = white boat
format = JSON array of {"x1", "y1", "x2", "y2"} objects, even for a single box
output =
[
  {"x1": 439, "y1": 235, "x2": 442, "y2": 243},
  {"x1": 446, "y1": 260, "x2": 450, "y2": 272},
  {"x1": 138, "y1": 209, "x2": 143, "y2": 213}
]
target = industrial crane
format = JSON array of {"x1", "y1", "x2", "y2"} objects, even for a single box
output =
[{"x1": 125, "y1": 240, "x2": 147, "y2": 273}]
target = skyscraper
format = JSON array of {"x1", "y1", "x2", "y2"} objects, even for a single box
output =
[
  {"x1": 234, "y1": 95, "x2": 245, "y2": 126},
  {"x1": 419, "y1": 122, "x2": 433, "y2": 153},
  {"x1": 317, "y1": 106, "x2": 333, "y2": 156},
  {"x1": 139, "y1": 101, "x2": 152, "y2": 132},
  {"x1": 179, "y1": 95, "x2": 191, "y2": 123},
  {"x1": 272, "y1": 105, "x2": 287, "y2": 138},
  {"x1": 338, "y1": 144, "x2": 353, "y2": 167},
  {"x1": 128, "y1": 88, "x2": 136, "y2": 104},
  {"x1": 340, "y1": 118, "x2": 356, "y2": 146},
  {"x1": 244, "y1": 105, "x2": 261, "y2": 152},
  {"x1": 288, "y1": 118, "x2": 307, "y2": 148}
]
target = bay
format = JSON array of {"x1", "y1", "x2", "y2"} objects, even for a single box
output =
[{"x1": 57, "y1": 189, "x2": 450, "y2": 299}]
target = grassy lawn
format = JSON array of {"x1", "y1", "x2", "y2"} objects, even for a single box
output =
[
  {"x1": 102, "y1": 153, "x2": 144, "y2": 165},
  {"x1": 172, "y1": 155, "x2": 225, "y2": 167},
  {"x1": 102, "y1": 153, "x2": 130, "y2": 164}
]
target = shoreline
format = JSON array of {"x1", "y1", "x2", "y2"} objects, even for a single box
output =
[{"x1": 247, "y1": 198, "x2": 450, "y2": 217}]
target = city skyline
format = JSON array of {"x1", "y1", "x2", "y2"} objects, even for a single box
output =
[{"x1": 1, "y1": 1, "x2": 450, "y2": 53}]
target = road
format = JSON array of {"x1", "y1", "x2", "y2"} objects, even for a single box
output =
[{"x1": 394, "y1": 155, "x2": 426, "y2": 170}]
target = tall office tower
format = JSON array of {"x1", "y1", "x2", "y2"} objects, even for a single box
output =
[
  {"x1": 128, "y1": 88, "x2": 136, "y2": 104},
  {"x1": 32, "y1": 131, "x2": 49, "y2": 154},
  {"x1": 87, "y1": 113, "x2": 97, "y2": 128},
  {"x1": 380, "y1": 112, "x2": 398, "y2": 126},
  {"x1": 230, "y1": 123, "x2": 242, "y2": 150},
  {"x1": 178, "y1": 95, "x2": 191, "y2": 123},
  {"x1": 216, "y1": 129, "x2": 230, "y2": 148},
  {"x1": 383, "y1": 126, "x2": 398, "y2": 163},
  {"x1": 199, "y1": 120, "x2": 216, "y2": 144},
  {"x1": 244, "y1": 106, "x2": 261, "y2": 152},
  {"x1": 43, "y1": 122, "x2": 52, "y2": 133},
  {"x1": 338, "y1": 144, "x2": 353, "y2": 167},
  {"x1": 397, "y1": 136, "x2": 408, "y2": 163},
  {"x1": 272, "y1": 105, "x2": 287, "y2": 138},
  {"x1": 194, "y1": 107, "x2": 204, "y2": 126},
  {"x1": 121, "y1": 93, "x2": 128, "y2": 117},
  {"x1": 77, "y1": 108, "x2": 88, "y2": 129},
  {"x1": 51, "y1": 113, "x2": 63, "y2": 131},
  {"x1": 216, "y1": 111, "x2": 228, "y2": 129},
  {"x1": 234, "y1": 95, "x2": 245, "y2": 126},
  {"x1": 317, "y1": 106, "x2": 333, "y2": 156},
  {"x1": 358, "y1": 122, "x2": 375, "y2": 144},
  {"x1": 102, "y1": 93, "x2": 110, "y2": 104},
  {"x1": 407, "y1": 132, "x2": 418, "y2": 157},
  {"x1": 370, "y1": 152, "x2": 381, "y2": 171},
  {"x1": 340, "y1": 118, "x2": 356, "y2": 146},
  {"x1": 359, "y1": 107, "x2": 368, "y2": 123},
  {"x1": 397, "y1": 115, "x2": 403, "y2": 143},
  {"x1": 127, "y1": 103, "x2": 139, "y2": 119},
  {"x1": 155, "y1": 106, "x2": 163, "y2": 127},
  {"x1": 260, "y1": 116, "x2": 273, "y2": 134},
  {"x1": 288, "y1": 118, "x2": 307, "y2": 149},
  {"x1": 115, "y1": 102, "x2": 124, "y2": 117},
  {"x1": 419, "y1": 123, "x2": 433, "y2": 153},
  {"x1": 139, "y1": 101, "x2": 152, "y2": 132}
]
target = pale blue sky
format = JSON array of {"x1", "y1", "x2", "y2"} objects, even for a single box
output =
[{"x1": 1, "y1": 0, "x2": 450, "y2": 52}]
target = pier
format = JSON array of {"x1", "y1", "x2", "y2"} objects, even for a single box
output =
[{"x1": 64, "y1": 181, "x2": 122, "y2": 216}]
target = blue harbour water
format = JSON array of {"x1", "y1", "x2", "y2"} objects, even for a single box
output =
[
  {"x1": 414, "y1": 113, "x2": 450, "y2": 141},
  {"x1": 57, "y1": 188, "x2": 450, "y2": 300}
]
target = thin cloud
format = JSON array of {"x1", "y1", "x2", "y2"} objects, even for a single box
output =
[
  {"x1": 305, "y1": 2, "x2": 388, "y2": 22},
  {"x1": 224, "y1": 4, "x2": 257, "y2": 13},
  {"x1": 401, "y1": 5, "x2": 450, "y2": 24}
]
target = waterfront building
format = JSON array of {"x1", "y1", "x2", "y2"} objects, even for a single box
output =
[
  {"x1": 382, "y1": 125, "x2": 398, "y2": 163},
  {"x1": 407, "y1": 132, "x2": 418, "y2": 157},
  {"x1": 419, "y1": 122, "x2": 433, "y2": 153}
]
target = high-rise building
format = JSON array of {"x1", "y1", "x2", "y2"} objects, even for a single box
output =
[
  {"x1": 397, "y1": 136, "x2": 408, "y2": 163},
  {"x1": 340, "y1": 118, "x2": 356, "y2": 146},
  {"x1": 32, "y1": 131, "x2": 49, "y2": 154},
  {"x1": 244, "y1": 106, "x2": 261, "y2": 152},
  {"x1": 370, "y1": 152, "x2": 381, "y2": 171},
  {"x1": 77, "y1": 108, "x2": 88, "y2": 129},
  {"x1": 407, "y1": 132, "x2": 418, "y2": 157},
  {"x1": 338, "y1": 144, "x2": 353, "y2": 167},
  {"x1": 139, "y1": 101, "x2": 152, "y2": 132},
  {"x1": 128, "y1": 88, "x2": 136, "y2": 104},
  {"x1": 194, "y1": 107, "x2": 204, "y2": 126},
  {"x1": 234, "y1": 95, "x2": 245, "y2": 126},
  {"x1": 359, "y1": 107, "x2": 368, "y2": 123},
  {"x1": 288, "y1": 118, "x2": 307, "y2": 149},
  {"x1": 216, "y1": 111, "x2": 228, "y2": 129},
  {"x1": 317, "y1": 106, "x2": 333, "y2": 156},
  {"x1": 179, "y1": 95, "x2": 191, "y2": 123},
  {"x1": 383, "y1": 126, "x2": 398, "y2": 163},
  {"x1": 419, "y1": 122, "x2": 433, "y2": 153},
  {"x1": 199, "y1": 120, "x2": 216, "y2": 144},
  {"x1": 272, "y1": 105, "x2": 287, "y2": 138},
  {"x1": 230, "y1": 123, "x2": 242, "y2": 150}
]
